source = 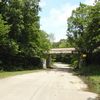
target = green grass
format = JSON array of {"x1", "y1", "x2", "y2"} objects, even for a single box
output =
[
  {"x1": 75, "y1": 64, "x2": 100, "y2": 98},
  {"x1": 0, "y1": 69, "x2": 43, "y2": 79},
  {"x1": 87, "y1": 76, "x2": 100, "y2": 94},
  {"x1": 82, "y1": 75, "x2": 100, "y2": 100},
  {"x1": 82, "y1": 75, "x2": 100, "y2": 94}
]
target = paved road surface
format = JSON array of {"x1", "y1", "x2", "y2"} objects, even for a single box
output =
[{"x1": 0, "y1": 63, "x2": 97, "y2": 100}]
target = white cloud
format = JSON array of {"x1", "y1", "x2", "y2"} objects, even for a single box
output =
[
  {"x1": 39, "y1": 0, "x2": 46, "y2": 8},
  {"x1": 84, "y1": 0, "x2": 95, "y2": 5},
  {"x1": 40, "y1": 3, "x2": 77, "y2": 41},
  {"x1": 40, "y1": 0, "x2": 95, "y2": 42}
]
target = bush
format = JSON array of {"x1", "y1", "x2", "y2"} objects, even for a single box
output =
[
  {"x1": 71, "y1": 60, "x2": 78, "y2": 69},
  {"x1": 79, "y1": 65, "x2": 100, "y2": 95},
  {"x1": 70, "y1": 54, "x2": 79, "y2": 69},
  {"x1": 0, "y1": 55, "x2": 43, "y2": 71},
  {"x1": 53, "y1": 54, "x2": 72, "y2": 64}
]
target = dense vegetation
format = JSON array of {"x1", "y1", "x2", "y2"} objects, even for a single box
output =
[
  {"x1": 0, "y1": 0, "x2": 100, "y2": 97},
  {"x1": 67, "y1": 1, "x2": 100, "y2": 66},
  {"x1": 52, "y1": 39, "x2": 73, "y2": 63},
  {"x1": 0, "y1": 0, "x2": 51, "y2": 71},
  {"x1": 52, "y1": 39, "x2": 73, "y2": 48},
  {"x1": 67, "y1": 1, "x2": 100, "y2": 95}
]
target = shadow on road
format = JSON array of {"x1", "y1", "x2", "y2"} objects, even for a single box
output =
[
  {"x1": 54, "y1": 67, "x2": 73, "y2": 73},
  {"x1": 51, "y1": 63, "x2": 73, "y2": 73}
]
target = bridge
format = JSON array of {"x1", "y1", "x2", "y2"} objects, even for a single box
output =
[
  {"x1": 49, "y1": 48, "x2": 76, "y2": 54},
  {"x1": 44, "y1": 48, "x2": 77, "y2": 68}
]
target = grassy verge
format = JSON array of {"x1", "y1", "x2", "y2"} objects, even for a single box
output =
[
  {"x1": 66, "y1": 62, "x2": 100, "y2": 96},
  {"x1": 75, "y1": 65, "x2": 100, "y2": 99},
  {"x1": 81, "y1": 75, "x2": 100, "y2": 99},
  {"x1": 0, "y1": 69, "x2": 43, "y2": 79},
  {"x1": 85, "y1": 76, "x2": 100, "y2": 93}
]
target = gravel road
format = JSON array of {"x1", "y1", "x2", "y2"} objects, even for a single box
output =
[{"x1": 0, "y1": 63, "x2": 98, "y2": 100}]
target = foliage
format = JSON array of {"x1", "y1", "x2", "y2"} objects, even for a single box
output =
[
  {"x1": 71, "y1": 60, "x2": 78, "y2": 69},
  {"x1": 78, "y1": 64, "x2": 100, "y2": 94},
  {"x1": 67, "y1": 3, "x2": 91, "y2": 53},
  {"x1": 53, "y1": 39, "x2": 73, "y2": 48},
  {"x1": 37, "y1": 30, "x2": 52, "y2": 57},
  {"x1": 2, "y1": 56, "x2": 43, "y2": 71},
  {"x1": 0, "y1": 14, "x2": 10, "y2": 44},
  {"x1": 70, "y1": 54, "x2": 79, "y2": 69},
  {"x1": 67, "y1": 2, "x2": 100, "y2": 65},
  {"x1": 67, "y1": 2, "x2": 100, "y2": 54},
  {"x1": 0, "y1": 0, "x2": 51, "y2": 71},
  {"x1": 52, "y1": 39, "x2": 74, "y2": 64},
  {"x1": 86, "y1": 2, "x2": 100, "y2": 52}
]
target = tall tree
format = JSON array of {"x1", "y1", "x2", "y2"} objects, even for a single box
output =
[
  {"x1": 0, "y1": 0, "x2": 24, "y2": 55},
  {"x1": 37, "y1": 30, "x2": 51, "y2": 57},
  {"x1": 67, "y1": 3, "x2": 89, "y2": 53},
  {"x1": 0, "y1": 0, "x2": 41, "y2": 56},
  {"x1": 0, "y1": 14, "x2": 10, "y2": 45},
  {"x1": 86, "y1": 1, "x2": 100, "y2": 51},
  {"x1": 19, "y1": 0, "x2": 40, "y2": 56},
  {"x1": 67, "y1": 2, "x2": 100, "y2": 65}
]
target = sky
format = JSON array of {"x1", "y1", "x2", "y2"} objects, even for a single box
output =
[{"x1": 39, "y1": 0, "x2": 94, "y2": 42}]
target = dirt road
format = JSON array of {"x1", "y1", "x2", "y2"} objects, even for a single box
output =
[{"x1": 0, "y1": 63, "x2": 97, "y2": 100}]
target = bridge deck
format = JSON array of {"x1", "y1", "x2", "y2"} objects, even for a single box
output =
[{"x1": 49, "y1": 48, "x2": 76, "y2": 54}]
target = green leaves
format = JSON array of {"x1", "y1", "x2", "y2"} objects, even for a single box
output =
[
  {"x1": 0, "y1": 0, "x2": 51, "y2": 70},
  {"x1": 0, "y1": 14, "x2": 10, "y2": 44},
  {"x1": 37, "y1": 30, "x2": 51, "y2": 57},
  {"x1": 67, "y1": 2, "x2": 100, "y2": 54},
  {"x1": 52, "y1": 39, "x2": 72, "y2": 48},
  {"x1": 0, "y1": 0, "x2": 51, "y2": 58}
]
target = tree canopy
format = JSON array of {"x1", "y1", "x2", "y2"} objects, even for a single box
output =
[
  {"x1": 67, "y1": 1, "x2": 100, "y2": 66},
  {"x1": 0, "y1": 0, "x2": 51, "y2": 71},
  {"x1": 52, "y1": 39, "x2": 73, "y2": 48},
  {"x1": 67, "y1": 2, "x2": 100, "y2": 54}
]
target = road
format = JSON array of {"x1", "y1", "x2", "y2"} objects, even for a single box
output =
[{"x1": 0, "y1": 63, "x2": 98, "y2": 100}]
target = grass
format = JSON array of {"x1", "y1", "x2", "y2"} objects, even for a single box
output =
[
  {"x1": 76, "y1": 64, "x2": 100, "y2": 99},
  {"x1": 86, "y1": 76, "x2": 100, "y2": 94},
  {"x1": 82, "y1": 75, "x2": 100, "y2": 100},
  {"x1": 0, "y1": 69, "x2": 43, "y2": 79}
]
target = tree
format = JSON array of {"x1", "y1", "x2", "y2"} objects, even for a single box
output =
[
  {"x1": 86, "y1": 2, "x2": 100, "y2": 51},
  {"x1": 18, "y1": 0, "x2": 40, "y2": 57},
  {"x1": 37, "y1": 30, "x2": 51, "y2": 57},
  {"x1": 0, "y1": 0, "x2": 52, "y2": 70},
  {"x1": 67, "y1": 2, "x2": 100, "y2": 65},
  {"x1": 0, "y1": 0, "x2": 41, "y2": 57},
  {"x1": 58, "y1": 39, "x2": 73, "y2": 48},
  {"x1": 52, "y1": 39, "x2": 73, "y2": 48},
  {"x1": 0, "y1": 14, "x2": 9, "y2": 69},
  {"x1": 0, "y1": 0, "x2": 24, "y2": 55},
  {"x1": 0, "y1": 14, "x2": 10, "y2": 44},
  {"x1": 95, "y1": 0, "x2": 100, "y2": 3},
  {"x1": 67, "y1": 3, "x2": 91, "y2": 53}
]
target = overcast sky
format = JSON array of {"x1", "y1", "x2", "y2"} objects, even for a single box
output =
[{"x1": 39, "y1": 0, "x2": 94, "y2": 42}]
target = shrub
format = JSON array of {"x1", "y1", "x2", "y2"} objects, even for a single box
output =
[
  {"x1": 71, "y1": 60, "x2": 78, "y2": 69},
  {"x1": 0, "y1": 55, "x2": 43, "y2": 71}
]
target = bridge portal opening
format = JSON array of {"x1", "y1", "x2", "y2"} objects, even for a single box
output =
[{"x1": 46, "y1": 48, "x2": 78, "y2": 68}]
